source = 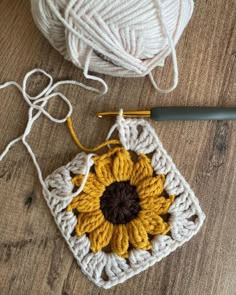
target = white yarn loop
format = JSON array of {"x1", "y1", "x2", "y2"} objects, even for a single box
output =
[
  {"x1": 0, "y1": 69, "x2": 98, "y2": 200},
  {"x1": 83, "y1": 48, "x2": 108, "y2": 94},
  {"x1": 31, "y1": 0, "x2": 194, "y2": 93},
  {"x1": 149, "y1": 0, "x2": 179, "y2": 93}
]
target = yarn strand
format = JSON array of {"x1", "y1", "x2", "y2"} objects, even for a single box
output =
[
  {"x1": 66, "y1": 117, "x2": 120, "y2": 152},
  {"x1": 148, "y1": 0, "x2": 179, "y2": 93},
  {"x1": 0, "y1": 69, "x2": 106, "y2": 201}
]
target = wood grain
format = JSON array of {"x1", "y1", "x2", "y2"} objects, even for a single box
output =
[{"x1": 0, "y1": 1, "x2": 236, "y2": 294}]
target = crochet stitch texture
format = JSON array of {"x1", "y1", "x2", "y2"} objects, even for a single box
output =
[
  {"x1": 44, "y1": 116, "x2": 205, "y2": 288},
  {"x1": 67, "y1": 147, "x2": 175, "y2": 257}
]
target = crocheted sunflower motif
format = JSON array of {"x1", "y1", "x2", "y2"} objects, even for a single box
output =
[
  {"x1": 67, "y1": 147, "x2": 174, "y2": 257},
  {"x1": 45, "y1": 117, "x2": 205, "y2": 288}
]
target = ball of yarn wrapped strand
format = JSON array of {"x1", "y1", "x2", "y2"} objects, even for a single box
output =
[{"x1": 31, "y1": 0, "x2": 194, "y2": 93}]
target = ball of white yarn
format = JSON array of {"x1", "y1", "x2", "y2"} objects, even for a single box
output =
[{"x1": 31, "y1": 0, "x2": 194, "y2": 93}]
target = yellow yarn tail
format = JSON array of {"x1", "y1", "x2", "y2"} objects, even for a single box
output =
[{"x1": 66, "y1": 117, "x2": 120, "y2": 153}]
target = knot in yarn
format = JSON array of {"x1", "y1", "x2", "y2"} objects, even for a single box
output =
[{"x1": 31, "y1": 0, "x2": 194, "y2": 93}]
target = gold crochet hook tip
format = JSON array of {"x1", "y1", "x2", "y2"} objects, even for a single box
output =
[{"x1": 96, "y1": 110, "x2": 151, "y2": 118}]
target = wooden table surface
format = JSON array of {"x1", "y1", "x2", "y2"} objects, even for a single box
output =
[{"x1": 0, "y1": 1, "x2": 236, "y2": 294}]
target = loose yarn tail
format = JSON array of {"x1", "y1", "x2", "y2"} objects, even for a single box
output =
[
  {"x1": 0, "y1": 69, "x2": 102, "y2": 201},
  {"x1": 148, "y1": 0, "x2": 178, "y2": 93}
]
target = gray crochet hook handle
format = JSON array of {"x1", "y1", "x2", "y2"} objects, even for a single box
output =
[
  {"x1": 97, "y1": 107, "x2": 236, "y2": 121},
  {"x1": 150, "y1": 107, "x2": 236, "y2": 121}
]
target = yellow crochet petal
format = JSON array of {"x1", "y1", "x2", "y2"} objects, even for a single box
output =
[
  {"x1": 126, "y1": 219, "x2": 151, "y2": 250},
  {"x1": 136, "y1": 175, "x2": 165, "y2": 200},
  {"x1": 112, "y1": 148, "x2": 134, "y2": 182},
  {"x1": 130, "y1": 154, "x2": 153, "y2": 186},
  {"x1": 89, "y1": 220, "x2": 113, "y2": 253},
  {"x1": 139, "y1": 195, "x2": 174, "y2": 213},
  {"x1": 75, "y1": 209, "x2": 104, "y2": 236},
  {"x1": 67, "y1": 192, "x2": 100, "y2": 213},
  {"x1": 72, "y1": 173, "x2": 105, "y2": 195},
  {"x1": 111, "y1": 224, "x2": 129, "y2": 258},
  {"x1": 94, "y1": 157, "x2": 115, "y2": 186},
  {"x1": 139, "y1": 195, "x2": 164, "y2": 211},
  {"x1": 155, "y1": 195, "x2": 175, "y2": 215},
  {"x1": 139, "y1": 210, "x2": 170, "y2": 235}
]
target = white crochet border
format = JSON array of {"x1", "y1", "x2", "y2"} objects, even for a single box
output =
[{"x1": 43, "y1": 117, "x2": 205, "y2": 288}]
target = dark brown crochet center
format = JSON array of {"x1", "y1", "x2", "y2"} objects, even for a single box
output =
[{"x1": 100, "y1": 181, "x2": 141, "y2": 225}]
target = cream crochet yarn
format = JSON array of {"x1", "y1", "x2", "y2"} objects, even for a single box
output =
[
  {"x1": 0, "y1": 70, "x2": 205, "y2": 288},
  {"x1": 44, "y1": 115, "x2": 205, "y2": 288},
  {"x1": 31, "y1": 0, "x2": 194, "y2": 93}
]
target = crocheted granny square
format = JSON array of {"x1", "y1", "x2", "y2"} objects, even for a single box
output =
[{"x1": 44, "y1": 116, "x2": 205, "y2": 288}]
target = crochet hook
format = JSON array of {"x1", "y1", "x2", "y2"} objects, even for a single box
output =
[{"x1": 96, "y1": 107, "x2": 236, "y2": 121}]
